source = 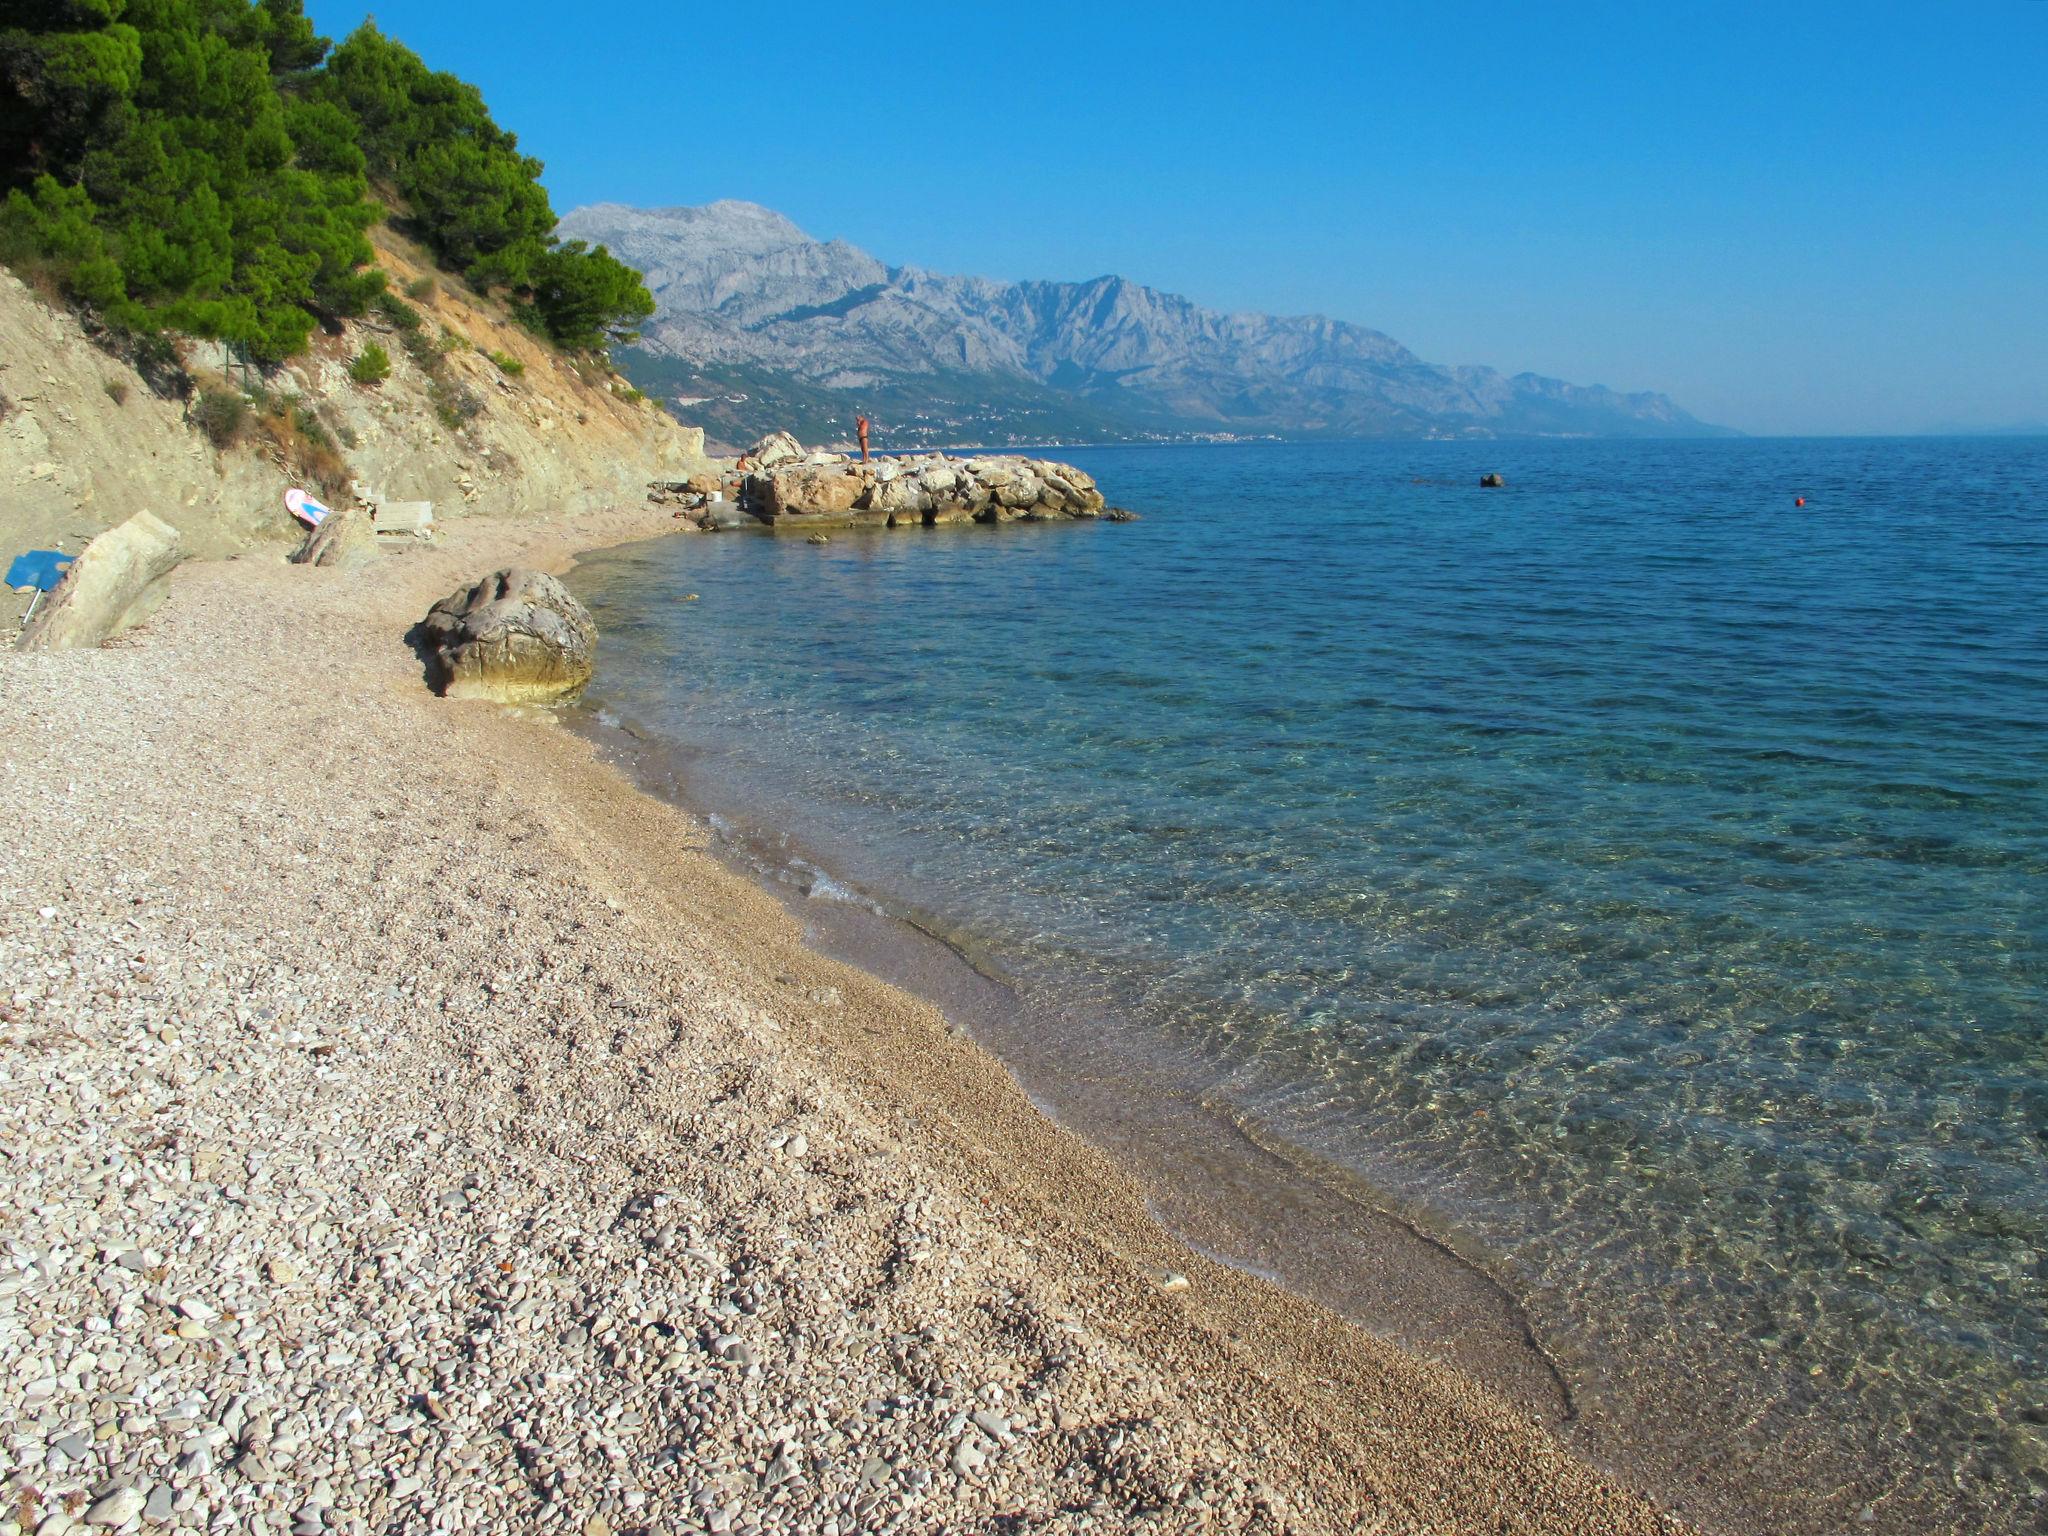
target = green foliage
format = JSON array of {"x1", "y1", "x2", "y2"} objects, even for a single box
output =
[
  {"x1": 487, "y1": 348, "x2": 523, "y2": 377},
  {"x1": 402, "y1": 274, "x2": 433, "y2": 301},
  {"x1": 318, "y1": 23, "x2": 652, "y2": 350},
  {"x1": 190, "y1": 385, "x2": 246, "y2": 446},
  {"x1": 373, "y1": 290, "x2": 422, "y2": 331},
  {"x1": 103, "y1": 377, "x2": 127, "y2": 403},
  {"x1": 522, "y1": 238, "x2": 654, "y2": 350},
  {"x1": 0, "y1": 0, "x2": 379, "y2": 362},
  {"x1": 0, "y1": 2, "x2": 652, "y2": 364},
  {"x1": 348, "y1": 340, "x2": 388, "y2": 385},
  {"x1": 429, "y1": 377, "x2": 481, "y2": 431},
  {"x1": 0, "y1": 1, "x2": 146, "y2": 183}
]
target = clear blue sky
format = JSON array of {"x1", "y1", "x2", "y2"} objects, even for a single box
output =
[{"x1": 309, "y1": 1, "x2": 2047, "y2": 436}]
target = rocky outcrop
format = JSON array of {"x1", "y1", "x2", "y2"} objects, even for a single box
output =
[
  {"x1": 18, "y1": 510, "x2": 183, "y2": 652},
  {"x1": 417, "y1": 569, "x2": 596, "y2": 703},
  {"x1": 0, "y1": 229, "x2": 712, "y2": 571},
  {"x1": 742, "y1": 431, "x2": 804, "y2": 470},
  {"x1": 733, "y1": 451, "x2": 1108, "y2": 530}
]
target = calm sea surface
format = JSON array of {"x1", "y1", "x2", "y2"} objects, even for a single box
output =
[{"x1": 568, "y1": 438, "x2": 2047, "y2": 1533}]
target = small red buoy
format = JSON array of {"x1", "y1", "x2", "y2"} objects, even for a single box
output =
[{"x1": 1795, "y1": 497, "x2": 1806, "y2": 507}]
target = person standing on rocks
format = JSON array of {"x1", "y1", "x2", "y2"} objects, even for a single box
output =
[{"x1": 856, "y1": 413, "x2": 871, "y2": 463}]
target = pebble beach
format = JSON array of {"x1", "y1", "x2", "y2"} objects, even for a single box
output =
[{"x1": 0, "y1": 508, "x2": 1682, "y2": 1536}]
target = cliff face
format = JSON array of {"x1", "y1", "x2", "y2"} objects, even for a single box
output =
[
  {"x1": 559, "y1": 200, "x2": 1729, "y2": 446},
  {"x1": 0, "y1": 225, "x2": 710, "y2": 571}
]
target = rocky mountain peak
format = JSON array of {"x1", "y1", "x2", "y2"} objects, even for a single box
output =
[{"x1": 559, "y1": 199, "x2": 1728, "y2": 446}]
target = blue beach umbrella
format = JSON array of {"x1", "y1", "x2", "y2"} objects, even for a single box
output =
[{"x1": 7, "y1": 549, "x2": 75, "y2": 625}]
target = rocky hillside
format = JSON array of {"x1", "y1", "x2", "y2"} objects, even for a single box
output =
[
  {"x1": 559, "y1": 200, "x2": 1729, "y2": 447},
  {"x1": 0, "y1": 224, "x2": 710, "y2": 589}
]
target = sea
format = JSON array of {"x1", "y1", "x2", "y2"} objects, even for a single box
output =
[{"x1": 565, "y1": 437, "x2": 2047, "y2": 1535}]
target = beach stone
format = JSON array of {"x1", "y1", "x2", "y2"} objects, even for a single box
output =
[
  {"x1": 291, "y1": 507, "x2": 377, "y2": 570},
  {"x1": 417, "y1": 568, "x2": 596, "y2": 703},
  {"x1": 83, "y1": 1486, "x2": 145, "y2": 1526}
]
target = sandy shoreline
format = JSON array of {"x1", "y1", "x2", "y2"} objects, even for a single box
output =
[{"x1": 0, "y1": 508, "x2": 1684, "y2": 1534}]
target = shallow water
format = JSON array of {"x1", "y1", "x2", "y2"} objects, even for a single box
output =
[{"x1": 569, "y1": 437, "x2": 2048, "y2": 1534}]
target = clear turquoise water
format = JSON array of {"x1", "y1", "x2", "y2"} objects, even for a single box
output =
[{"x1": 569, "y1": 438, "x2": 2048, "y2": 1533}]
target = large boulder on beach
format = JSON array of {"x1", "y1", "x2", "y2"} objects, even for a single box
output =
[
  {"x1": 290, "y1": 507, "x2": 376, "y2": 570},
  {"x1": 18, "y1": 509, "x2": 183, "y2": 652},
  {"x1": 417, "y1": 568, "x2": 596, "y2": 703}
]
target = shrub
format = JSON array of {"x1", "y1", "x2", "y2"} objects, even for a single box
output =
[
  {"x1": 257, "y1": 397, "x2": 351, "y2": 497},
  {"x1": 349, "y1": 342, "x2": 391, "y2": 385},
  {"x1": 103, "y1": 379, "x2": 128, "y2": 406},
  {"x1": 404, "y1": 275, "x2": 435, "y2": 301},
  {"x1": 487, "y1": 349, "x2": 523, "y2": 377},
  {"x1": 374, "y1": 292, "x2": 423, "y2": 332},
  {"x1": 192, "y1": 389, "x2": 249, "y2": 448},
  {"x1": 429, "y1": 376, "x2": 483, "y2": 431}
]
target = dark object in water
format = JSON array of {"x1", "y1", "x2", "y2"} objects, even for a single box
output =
[
  {"x1": 1104, "y1": 507, "x2": 1141, "y2": 522},
  {"x1": 1480, "y1": 473, "x2": 1506, "y2": 488}
]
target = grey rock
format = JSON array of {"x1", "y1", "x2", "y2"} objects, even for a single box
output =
[
  {"x1": 83, "y1": 1486, "x2": 146, "y2": 1527},
  {"x1": 417, "y1": 568, "x2": 597, "y2": 703}
]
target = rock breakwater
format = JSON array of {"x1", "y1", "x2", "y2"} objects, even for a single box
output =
[
  {"x1": 651, "y1": 435, "x2": 1111, "y2": 532},
  {"x1": 744, "y1": 452, "x2": 1107, "y2": 529}
]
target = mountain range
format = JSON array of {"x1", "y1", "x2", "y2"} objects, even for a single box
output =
[{"x1": 557, "y1": 200, "x2": 1729, "y2": 449}]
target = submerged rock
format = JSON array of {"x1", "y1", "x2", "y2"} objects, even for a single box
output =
[{"x1": 417, "y1": 568, "x2": 596, "y2": 703}]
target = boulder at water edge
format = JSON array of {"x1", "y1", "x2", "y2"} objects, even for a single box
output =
[{"x1": 418, "y1": 568, "x2": 596, "y2": 703}]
